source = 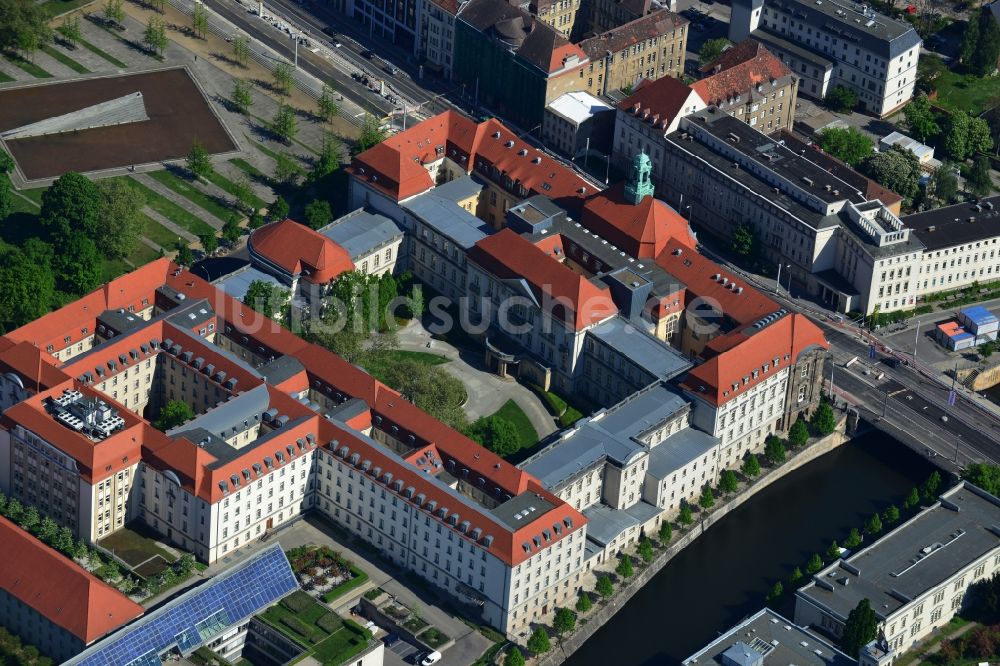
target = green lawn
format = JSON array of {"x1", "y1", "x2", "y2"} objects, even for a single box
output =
[
  {"x1": 123, "y1": 177, "x2": 216, "y2": 238},
  {"x1": 7, "y1": 192, "x2": 40, "y2": 216},
  {"x1": 312, "y1": 627, "x2": 369, "y2": 663},
  {"x1": 40, "y1": 45, "x2": 89, "y2": 73},
  {"x1": 0, "y1": 70, "x2": 13, "y2": 83},
  {"x1": 78, "y1": 37, "x2": 127, "y2": 68},
  {"x1": 3, "y1": 53, "x2": 52, "y2": 78},
  {"x1": 251, "y1": 140, "x2": 307, "y2": 174},
  {"x1": 490, "y1": 399, "x2": 538, "y2": 448},
  {"x1": 40, "y1": 0, "x2": 98, "y2": 17},
  {"x1": 98, "y1": 525, "x2": 178, "y2": 568},
  {"x1": 147, "y1": 170, "x2": 233, "y2": 223},
  {"x1": 20, "y1": 187, "x2": 46, "y2": 207},
  {"x1": 141, "y1": 214, "x2": 181, "y2": 250},
  {"x1": 204, "y1": 169, "x2": 268, "y2": 211},
  {"x1": 931, "y1": 70, "x2": 1000, "y2": 115},
  {"x1": 128, "y1": 242, "x2": 161, "y2": 267},
  {"x1": 230, "y1": 158, "x2": 265, "y2": 179},
  {"x1": 258, "y1": 590, "x2": 370, "y2": 665},
  {"x1": 388, "y1": 350, "x2": 449, "y2": 365}
]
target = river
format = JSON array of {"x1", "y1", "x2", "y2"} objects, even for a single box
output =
[{"x1": 565, "y1": 432, "x2": 937, "y2": 666}]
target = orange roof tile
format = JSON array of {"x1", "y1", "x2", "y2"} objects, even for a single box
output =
[
  {"x1": 249, "y1": 219, "x2": 354, "y2": 284},
  {"x1": 581, "y1": 182, "x2": 697, "y2": 259},
  {"x1": 617, "y1": 76, "x2": 704, "y2": 131},
  {"x1": 0, "y1": 517, "x2": 144, "y2": 643},
  {"x1": 468, "y1": 229, "x2": 619, "y2": 330},
  {"x1": 691, "y1": 39, "x2": 793, "y2": 106}
]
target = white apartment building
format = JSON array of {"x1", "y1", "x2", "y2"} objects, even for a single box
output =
[
  {"x1": 417, "y1": 0, "x2": 463, "y2": 79},
  {"x1": 796, "y1": 482, "x2": 1000, "y2": 655},
  {"x1": 729, "y1": 0, "x2": 921, "y2": 116}
]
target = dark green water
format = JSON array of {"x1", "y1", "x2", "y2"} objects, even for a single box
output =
[{"x1": 565, "y1": 432, "x2": 937, "y2": 666}]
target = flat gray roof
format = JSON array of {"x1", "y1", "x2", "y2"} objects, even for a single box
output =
[
  {"x1": 764, "y1": 0, "x2": 920, "y2": 58},
  {"x1": 168, "y1": 383, "x2": 271, "y2": 450},
  {"x1": 588, "y1": 316, "x2": 692, "y2": 381},
  {"x1": 797, "y1": 482, "x2": 1000, "y2": 622},
  {"x1": 683, "y1": 608, "x2": 854, "y2": 665},
  {"x1": 903, "y1": 195, "x2": 1000, "y2": 251},
  {"x1": 646, "y1": 427, "x2": 720, "y2": 480},
  {"x1": 259, "y1": 355, "x2": 305, "y2": 386},
  {"x1": 582, "y1": 500, "x2": 659, "y2": 546},
  {"x1": 215, "y1": 266, "x2": 286, "y2": 301},
  {"x1": 432, "y1": 174, "x2": 484, "y2": 203},
  {"x1": 402, "y1": 190, "x2": 493, "y2": 249},
  {"x1": 594, "y1": 383, "x2": 688, "y2": 441},
  {"x1": 491, "y1": 491, "x2": 557, "y2": 530},
  {"x1": 320, "y1": 209, "x2": 403, "y2": 260}
]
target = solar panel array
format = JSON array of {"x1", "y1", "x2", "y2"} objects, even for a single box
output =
[{"x1": 66, "y1": 544, "x2": 298, "y2": 666}]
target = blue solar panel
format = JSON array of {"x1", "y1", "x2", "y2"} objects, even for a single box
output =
[{"x1": 66, "y1": 544, "x2": 298, "y2": 666}]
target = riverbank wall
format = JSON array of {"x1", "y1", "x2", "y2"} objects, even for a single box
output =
[{"x1": 535, "y1": 427, "x2": 849, "y2": 666}]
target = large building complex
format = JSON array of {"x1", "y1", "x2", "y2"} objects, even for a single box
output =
[
  {"x1": 728, "y1": 0, "x2": 921, "y2": 116},
  {"x1": 796, "y1": 481, "x2": 1000, "y2": 655}
]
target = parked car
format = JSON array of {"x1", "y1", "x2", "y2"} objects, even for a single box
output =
[
  {"x1": 383, "y1": 64, "x2": 399, "y2": 75},
  {"x1": 383, "y1": 633, "x2": 400, "y2": 647},
  {"x1": 421, "y1": 652, "x2": 442, "y2": 665}
]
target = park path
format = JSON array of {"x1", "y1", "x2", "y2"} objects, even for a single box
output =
[
  {"x1": 133, "y1": 172, "x2": 228, "y2": 231},
  {"x1": 142, "y1": 207, "x2": 198, "y2": 245},
  {"x1": 394, "y1": 320, "x2": 559, "y2": 439}
]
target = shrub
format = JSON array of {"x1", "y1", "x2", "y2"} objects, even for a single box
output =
[
  {"x1": 281, "y1": 614, "x2": 314, "y2": 639},
  {"x1": 282, "y1": 590, "x2": 314, "y2": 613},
  {"x1": 364, "y1": 587, "x2": 383, "y2": 600},
  {"x1": 322, "y1": 567, "x2": 369, "y2": 603},
  {"x1": 316, "y1": 611, "x2": 342, "y2": 634}
]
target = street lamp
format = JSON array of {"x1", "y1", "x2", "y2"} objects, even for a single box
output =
[{"x1": 774, "y1": 263, "x2": 791, "y2": 295}]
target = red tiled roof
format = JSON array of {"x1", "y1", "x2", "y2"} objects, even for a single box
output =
[
  {"x1": 681, "y1": 313, "x2": 828, "y2": 406},
  {"x1": 348, "y1": 111, "x2": 598, "y2": 211},
  {"x1": 0, "y1": 340, "x2": 70, "y2": 392},
  {"x1": 468, "y1": 229, "x2": 618, "y2": 330},
  {"x1": 617, "y1": 76, "x2": 704, "y2": 131},
  {"x1": 579, "y1": 9, "x2": 687, "y2": 58},
  {"x1": 0, "y1": 516, "x2": 144, "y2": 643},
  {"x1": 581, "y1": 182, "x2": 697, "y2": 259},
  {"x1": 655, "y1": 238, "x2": 780, "y2": 327},
  {"x1": 249, "y1": 219, "x2": 354, "y2": 284},
  {"x1": 691, "y1": 39, "x2": 793, "y2": 106}
]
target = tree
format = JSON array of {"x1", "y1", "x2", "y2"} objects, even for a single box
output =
[
  {"x1": 970, "y1": 116, "x2": 995, "y2": 155},
  {"x1": 232, "y1": 34, "x2": 250, "y2": 66},
  {"x1": 0, "y1": 243, "x2": 55, "y2": 327},
  {"x1": 811, "y1": 402, "x2": 837, "y2": 436},
  {"x1": 923, "y1": 470, "x2": 942, "y2": 502},
  {"x1": 764, "y1": 436, "x2": 786, "y2": 465},
  {"x1": 0, "y1": 149, "x2": 13, "y2": 221},
  {"x1": 199, "y1": 232, "x2": 219, "y2": 255},
  {"x1": 767, "y1": 581, "x2": 784, "y2": 602},
  {"x1": 679, "y1": 503, "x2": 694, "y2": 525},
  {"x1": 269, "y1": 196, "x2": 290, "y2": 222},
  {"x1": 243, "y1": 279, "x2": 289, "y2": 318},
  {"x1": 883, "y1": 504, "x2": 900, "y2": 524},
  {"x1": 596, "y1": 575, "x2": 613, "y2": 598},
  {"x1": 57, "y1": 16, "x2": 82, "y2": 48},
  {"x1": 865, "y1": 512, "x2": 883, "y2": 535},
  {"x1": 964, "y1": 463, "x2": 1000, "y2": 495},
  {"x1": 311, "y1": 133, "x2": 342, "y2": 182},
  {"x1": 790, "y1": 566, "x2": 803, "y2": 584},
  {"x1": 232, "y1": 78, "x2": 253, "y2": 115},
  {"x1": 968, "y1": 155, "x2": 995, "y2": 197},
  {"x1": 742, "y1": 453, "x2": 761, "y2": 478},
  {"x1": 817, "y1": 126, "x2": 874, "y2": 167},
  {"x1": 0, "y1": 0, "x2": 50, "y2": 56},
  {"x1": 357, "y1": 113, "x2": 387, "y2": 152},
  {"x1": 504, "y1": 647, "x2": 525, "y2": 666},
  {"x1": 699, "y1": 485, "x2": 715, "y2": 510},
  {"x1": 698, "y1": 37, "x2": 730, "y2": 68},
  {"x1": 788, "y1": 418, "x2": 810, "y2": 448},
  {"x1": 904, "y1": 93, "x2": 940, "y2": 143},
  {"x1": 527, "y1": 627, "x2": 551, "y2": 654},
  {"x1": 841, "y1": 599, "x2": 879, "y2": 658},
  {"x1": 844, "y1": 527, "x2": 863, "y2": 549},
  {"x1": 719, "y1": 469, "x2": 738, "y2": 494},
  {"x1": 576, "y1": 592, "x2": 592, "y2": 613},
  {"x1": 270, "y1": 104, "x2": 298, "y2": 144},
  {"x1": 191, "y1": 4, "x2": 209, "y2": 39},
  {"x1": 272, "y1": 61, "x2": 294, "y2": 96},
  {"x1": 40, "y1": 171, "x2": 101, "y2": 239},
  {"x1": 186, "y1": 140, "x2": 212, "y2": 179},
  {"x1": 553, "y1": 607, "x2": 576, "y2": 634},
  {"x1": 274, "y1": 151, "x2": 301, "y2": 185},
  {"x1": 104, "y1": 0, "x2": 125, "y2": 27},
  {"x1": 53, "y1": 232, "x2": 101, "y2": 294},
  {"x1": 638, "y1": 537, "x2": 654, "y2": 563},
  {"x1": 961, "y1": 8, "x2": 983, "y2": 67},
  {"x1": 962, "y1": 8, "x2": 1000, "y2": 77},
  {"x1": 222, "y1": 215, "x2": 242, "y2": 244},
  {"x1": 19, "y1": 505, "x2": 39, "y2": 532},
  {"x1": 143, "y1": 17, "x2": 167, "y2": 56},
  {"x1": 981, "y1": 341, "x2": 997, "y2": 361},
  {"x1": 4, "y1": 498, "x2": 23, "y2": 523},
  {"x1": 945, "y1": 111, "x2": 973, "y2": 161},
  {"x1": 175, "y1": 242, "x2": 194, "y2": 266},
  {"x1": 466, "y1": 415, "x2": 520, "y2": 457},
  {"x1": 826, "y1": 540, "x2": 841, "y2": 562},
  {"x1": 932, "y1": 162, "x2": 958, "y2": 204},
  {"x1": 304, "y1": 199, "x2": 332, "y2": 230},
  {"x1": 863, "y1": 146, "x2": 921, "y2": 201},
  {"x1": 96, "y1": 178, "x2": 145, "y2": 259},
  {"x1": 317, "y1": 83, "x2": 339, "y2": 122},
  {"x1": 248, "y1": 211, "x2": 265, "y2": 229},
  {"x1": 232, "y1": 176, "x2": 255, "y2": 214},
  {"x1": 154, "y1": 400, "x2": 194, "y2": 431},
  {"x1": 731, "y1": 222, "x2": 757, "y2": 258},
  {"x1": 824, "y1": 86, "x2": 858, "y2": 113},
  {"x1": 616, "y1": 555, "x2": 634, "y2": 579},
  {"x1": 806, "y1": 553, "x2": 824, "y2": 574},
  {"x1": 658, "y1": 520, "x2": 672, "y2": 544}
]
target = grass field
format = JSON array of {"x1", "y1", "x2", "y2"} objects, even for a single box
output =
[
  {"x1": 40, "y1": 0, "x2": 97, "y2": 17},
  {"x1": 78, "y1": 37, "x2": 127, "y2": 68},
  {"x1": 3, "y1": 53, "x2": 52, "y2": 78},
  {"x1": 124, "y1": 177, "x2": 216, "y2": 237},
  {"x1": 490, "y1": 399, "x2": 538, "y2": 449},
  {"x1": 205, "y1": 169, "x2": 268, "y2": 211},
  {"x1": 40, "y1": 45, "x2": 89, "y2": 73},
  {"x1": 230, "y1": 158, "x2": 265, "y2": 179},
  {"x1": 0, "y1": 70, "x2": 13, "y2": 83},
  {"x1": 147, "y1": 170, "x2": 232, "y2": 223},
  {"x1": 129, "y1": 241, "x2": 161, "y2": 266},
  {"x1": 932, "y1": 71, "x2": 1000, "y2": 116},
  {"x1": 141, "y1": 214, "x2": 181, "y2": 249}
]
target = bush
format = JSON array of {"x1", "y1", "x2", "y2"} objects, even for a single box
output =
[
  {"x1": 322, "y1": 567, "x2": 369, "y2": 603},
  {"x1": 282, "y1": 590, "x2": 314, "y2": 613},
  {"x1": 364, "y1": 587, "x2": 383, "y2": 600},
  {"x1": 422, "y1": 627, "x2": 449, "y2": 648},
  {"x1": 281, "y1": 614, "x2": 314, "y2": 638},
  {"x1": 316, "y1": 611, "x2": 343, "y2": 634}
]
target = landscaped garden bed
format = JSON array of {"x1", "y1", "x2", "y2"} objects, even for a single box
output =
[{"x1": 286, "y1": 545, "x2": 369, "y2": 604}]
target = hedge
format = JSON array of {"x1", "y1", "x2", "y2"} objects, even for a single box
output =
[
  {"x1": 282, "y1": 590, "x2": 314, "y2": 613},
  {"x1": 343, "y1": 617, "x2": 374, "y2": 640},
  {"x1": 281, "y1": 614, "x2": 314, "y2": 639},
  {"x1": 322, "y1": 566, "x2": 369, "y2": 603},
  {"x1": 316, "y1": 611, "x2": 343, "y2": 634}
]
